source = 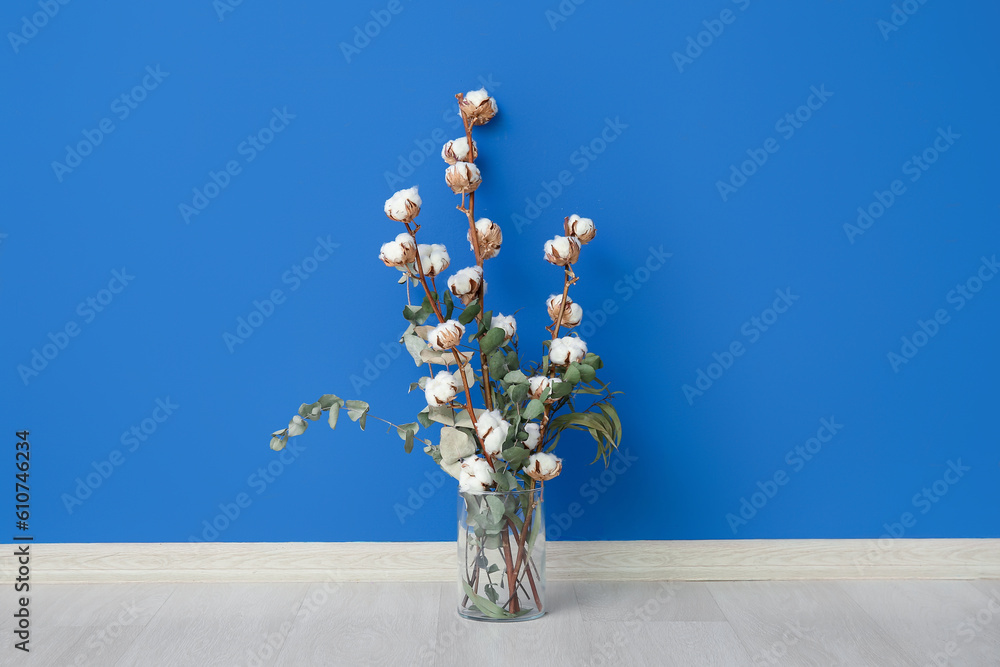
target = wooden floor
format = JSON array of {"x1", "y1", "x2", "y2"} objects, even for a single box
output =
[{"x1": 3, "y1": 580, "x2": 999, "y2": 665}]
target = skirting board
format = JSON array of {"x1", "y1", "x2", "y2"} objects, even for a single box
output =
[{"x1": 4, "y1": 540, "x2": 999, "y2": 584}]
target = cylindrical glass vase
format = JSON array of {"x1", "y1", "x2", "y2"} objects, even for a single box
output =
[{"x1": 457, "y1": 486, "x2": 545, "y2": 622}]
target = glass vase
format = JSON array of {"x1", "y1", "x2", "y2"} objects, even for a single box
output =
[{"x1": 457, "y1": 485, "x2": 546, "y2": 622}]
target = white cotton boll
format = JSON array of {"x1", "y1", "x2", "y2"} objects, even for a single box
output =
[
  {"x1": 424, "y1": 370, "x2": 459, "y2": 407},
  {"x1": 445, "y1": 162, "x2": 482, "y2": 194},
  {"x1": 563, "y1": 302, "x2": 583, "y2": 327},
  {"x1": 379, "y1": 233, "x2": 417, "y2": 267},
  {"x1": 459, "y1": 88, "x2": 498, "y2": 126},
  {"x1": 543, "y1": 235, "x2": 580, "y2": 266},
  {"x1": 384, "y1": 186, "x2": 422, "y2": 222},
  {"x1": 441, "y1": 136, "x2": 477, "y2": 165},
  {"x1": 549, "y1": 336, "x2": 587, "y2": 366},
  {"x1": 546, "y1": 294, "x2": 582, "y2": 327},
  {"x1": 459, "y1": 456, "x2": 494, "y2": 493},
  {"x1": 467, "y1": 218, "x2": 502, "y2": 260},
  {"x1": 464, "y1": 88, "x2": 490, "y2": 106},
  {"x1": 492, "y1": 313, "x2": 517, "y2": 342},
  {"x1": 447, "y1": 266, "x2": 483, "y2": 297},
  {"x1": 287, "y1": 416, "x2": 308, "y2": 437},
  {"x1": 524, "y1": 423, "x2": 541, "y2": 450},
  {"x1": 476, "y1": 409, "x2": 511, "y2": 456},
  {"x1": 525, "y1": 452, "x2": 562, "y2": 481},
  {"x1": 427, "y1": 320, "x2": 465, "y2": 351},
  {"x1": 564, "y1": 214, "x2": 597, "y2": 244},
  {"x1": 528, "y1": 376, "x2": 562, "y2": 401},
  {"x1": 416, "y1": 243, "x2": 450, "y2": 277}
]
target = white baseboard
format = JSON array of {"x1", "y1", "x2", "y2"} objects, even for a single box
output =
[{"x1": 4, "y1": 539, "x2": 999, "y2": 584}]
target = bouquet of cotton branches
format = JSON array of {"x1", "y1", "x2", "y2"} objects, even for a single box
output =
[{"x1": 270, "y1": 87, "x2": 622, "y2": 620}]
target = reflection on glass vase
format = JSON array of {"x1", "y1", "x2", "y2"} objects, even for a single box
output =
[{"x1": 457, "y1": 485, "x2": 546, "y2": 622}]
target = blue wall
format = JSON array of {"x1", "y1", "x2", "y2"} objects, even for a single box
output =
[{"x1": 3, "y1": 0, "x2": 998, "y2": 544}]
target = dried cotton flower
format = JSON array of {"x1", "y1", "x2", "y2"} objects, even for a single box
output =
[
  {"x1": 525, "y1": 452, "x2": 562, "y2": 481},
  {"x1": 564, "y1": 214, "x2": 596, "y2": 244},
  {"x1": 459, "y1": 456, "x2": 494, "y2": 493},
  {"x1": 384, "y1": 186, "x2": 421, "y2": 223},
  {"x1": 379, "y1": 233, "x2": 417, "y2": 268},
  {"x1": 415, "y1": 244, "x2": 450, "y2": 277},
  {"x1": 543, "y1": 235, "x2": 580, "y2": 266},
  {"x1": 441, "y1": 136, "x2": 477, "y2": 165},
  {"x1": 459, "y1": 88, "x2": 498, "y2": 126},
  {"x1": 549, "y1": 336, "x2": 587, "y2": 366},
  {"x1": 476, "y1": 409, "x2": 511, "y2": 456},
  {"x1": 424, "y1": 370, "x2": 459, "y2": 407},
  {"x1": 445, "y1": 162, "x2": 482, "y2": 194},
  {"x1": 427, "y1": 320, "x2": 465, "y2": 350},
  {"x1": 467, "y1": 218, "x2": 502, "y2": 260}
]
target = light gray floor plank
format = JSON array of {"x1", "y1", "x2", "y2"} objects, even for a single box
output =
[
  {"x1": 113, "y1": 583, "x2": 310, "y2": 667},
  {"x1": 708, "y1": 580, "x2": 919, "y2": 666},
  {"x1": 574, "y1": 581, "x2": 726, "y2": 622},
  {"x1": 585, "y1": 620, "x2": 754, "y2": 667},
  {"x1": 421, "y1": 580, "x2": 593, "y2": 667},
  {"x1": 274, "y1": 582, "x2": 442, "y2": 667},
  {"x1": 841, "y1": 580, "x2": 1000, "y2": 667},
  {"x1": 3, "y1": 579, "x2": 997, "y2": 666}
]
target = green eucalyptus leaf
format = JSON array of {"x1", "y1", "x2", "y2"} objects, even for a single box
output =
[
  {"x1": 506, "y1": 350, "x2": 519, "y2": 372},
  {"x1": 508, "y1": 383, "x2": 528, "y2": 404},
  {"x1": 443, "y1": 290, "x2": 455, "y2": 320},
  {"x1": 458, "y1": 300, "x2": 481, "y2": 325},
  {"x1": 328, "y1": 403, "x2": 341, "y2": 429},
  {"x1": 523, "y1": 399, "x2": 545, "y2": 420},
  {"x1": 417, "y1": 407, "x2": 433, "y2": 429},
  {"x1": 480, "y1": 327, "x2": 506, "y2": 355},
  {"x1": 563, "y1": 364, "x2": 581, "y2": 385},
  {"x1": 318, "y1": 394, "x2": 341, "y2": 409},
  {"x1": 584, "y1": 353, "x2": 603, "y2": 369},
  {"x1": 501, "y1": 445, "x2": 530, "y2": 470},
  {"x1": 503, "y1": 370, "x2": 528, "y2": 385},
  {"x1": 578, "y1": 363, "x2": 597, "y2": 383},
  {"x1": 488, "y1": 351, "x2": 507, "y2": 378},
  {"x1": 552, "y1": 380, "x2": 574, "y2": 399}
]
